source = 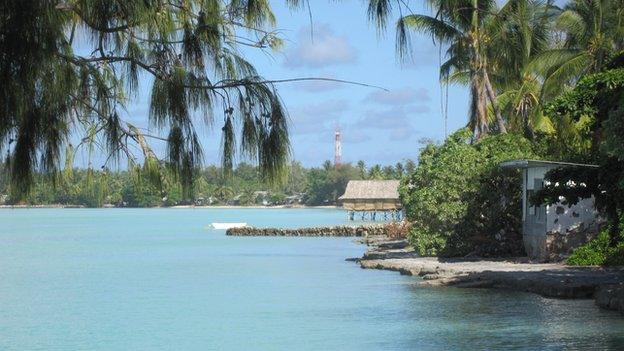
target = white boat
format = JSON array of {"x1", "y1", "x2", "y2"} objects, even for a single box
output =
[{"x1": 211, "y1": 222, "x2": 247, "y2": 230}]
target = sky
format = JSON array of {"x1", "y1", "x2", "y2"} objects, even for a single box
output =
[{"x1": 88, "y1": 0, "x2": 472, "y2": 169}]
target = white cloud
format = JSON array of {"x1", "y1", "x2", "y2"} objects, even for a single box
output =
[
  {"x1": 355, "y1": 107, "x2": 428, "y2": 142},
  {"x1": 390, "y1": 127, "x2": 413, "y2": 141},
  {"x1": 284, "y1": 24, "x2": 357, "y2": 69},
  {"x1": 358, "y1": 106, "x2": 428, "y2": 129},
  {"x1": 289, "y1": 99, "x2": 349, "y2": 135},
  {"x1": 342, "y1": 128, "x2": 371, "y2": 144}
]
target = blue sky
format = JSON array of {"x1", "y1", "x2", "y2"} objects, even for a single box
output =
[{"x1": 104, "y1": 0, "x2": 471, "y2": 169}]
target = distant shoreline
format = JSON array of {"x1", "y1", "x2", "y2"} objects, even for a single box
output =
[{"x1": 0, "y1": 204, "x2": 340, "y2": 209}]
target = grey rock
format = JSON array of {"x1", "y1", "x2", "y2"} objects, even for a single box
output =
[
  {"x1": 376, "y1": 240, "x2": 409, "y2": 250},
  {"x1": 362, "y1": 249, "x2": 418, "y2": 260},
  {"x1": 595, "y1": 283, "x2": 624, "y2": 314},
  {"x1": 359, "y1": 257, "x2": 624, "y2": 308}
]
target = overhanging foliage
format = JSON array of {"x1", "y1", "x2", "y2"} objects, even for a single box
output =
[{"x1": 0, "y1": 0, "x2": 304, "y2": 197}]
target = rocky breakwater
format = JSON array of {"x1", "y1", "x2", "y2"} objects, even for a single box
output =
[{"x1": 226, "y1": 225, "x2": 387, "y2": 237}]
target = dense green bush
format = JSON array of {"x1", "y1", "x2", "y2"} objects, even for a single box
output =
[
  {"x1": 400, "y1": 129, "x2": 539, "y2": 257},
  {"x1": 605, "y1": 246, "x2": 624, "y2": 266},
  {"x1": 567, "y1": 230, "x2": 610, "y2": 265},
  {"x1": 567, "y1": 229, "x2": 624, "y2": 266}
]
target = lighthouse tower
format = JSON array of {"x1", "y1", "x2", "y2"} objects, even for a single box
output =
[{"x1": 334, "y1": 129, "x2": 342, "y2": 167}]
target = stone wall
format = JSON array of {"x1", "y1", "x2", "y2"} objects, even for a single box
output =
[
  {"x1": 545, "y1": 220, "x2": 603, "y2": 261},
  {"x1": 226, "y1": 225, "x2": 387, "y2": 237}
]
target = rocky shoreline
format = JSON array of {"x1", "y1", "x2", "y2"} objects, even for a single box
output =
[
  {"x1": 225, "y1": 226, "x2": 624, "y2": 314},
  {"x1": 357, "y1": 236, "x2": 624, "y2": 315}
]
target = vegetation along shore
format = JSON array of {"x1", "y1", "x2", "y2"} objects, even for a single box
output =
[{"x1": 0, "y1": 161, "x2": 411, "y2": 208}]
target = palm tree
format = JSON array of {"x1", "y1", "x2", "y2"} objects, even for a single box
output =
[
  {"x1": 531, "y1": 0, "x2": 624, "y2": 99},
  {"x1": 214, "y1": 185, "x2": 234, "y2": 203},
  {"x1": 395, "y1": 162, "x2": 405, "y2": 178},
  {"x1": 405, "y1": 159, "x2": 417, "y2": 174},
  {"x1": 237, "y1": 189, "x2": 257, "y2": 205},
  {"x1": 322, "y1": 160, "x2": 333, "y2": 171},
  {"x1": 356, "y1": 160, "x2": 367, "y2": 179},
  {"x1": 497, "y1": 76, "x2": 553, "y2": 138},
  {"x1": 368, "y1": 165, "x2": 384, "y2": 179},
  {"x1": 368, "y1": 0, "x2": 508, "y2": 138},
  {"x1": 489, "y1": 0, "x2": 556, "y2": 137},
  {"x1": 382, "y1": 165, "x2": 396, "y2": 179}
]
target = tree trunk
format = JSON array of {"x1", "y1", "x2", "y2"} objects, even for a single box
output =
[
  {"x1": 477, "y1": 81, "x2": 489, "y2": 138},
  {"x1": 469, "y1": 74, "x2": 490, "y2": 139},
  {"x1": 483, "y1": 71, "x2": 507, "y2": 134},
  {"x1": 522, "y1": 108, "x2": 534, "y2": 139}
]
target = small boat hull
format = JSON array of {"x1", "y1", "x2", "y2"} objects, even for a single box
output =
[{"x1": 211, "y1": 222, "x2": 247, "y2": 230}]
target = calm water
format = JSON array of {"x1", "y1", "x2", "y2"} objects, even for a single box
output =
[{"x1": 0, "y1": 208, "x2": 622, "y2": 350}]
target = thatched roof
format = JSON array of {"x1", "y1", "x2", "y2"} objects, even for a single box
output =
[{"x1": 338, "y1": 180, "x2": 400, "y2": 200}]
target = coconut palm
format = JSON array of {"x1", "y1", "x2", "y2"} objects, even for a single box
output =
[
  {"x1": 395, "y1": 162, "x2": 405, "y2": 178},
  {"x1": 496, "y1": 75, "x2": 554, "y2": 138},
  {"x1": 237, "y1": 188, "x2": 257, "y2": 205},
  {"x1": 531, "y1": 0, "x2": 624, "y2": 99},
  {"x1": 357, "y1": 160, "x2": 367, "y2": 179},
  {"x1": 367, "y1": 164, "x2": 384, "y2": 179},
  {"x1": 214, "y1": 185, "x2": 234, "y2": 203},
  {"x1": 488, "y1": 0, "x2": 556, "y2": 137},
  {"x1": 368, "y1": 0, "x2": 509, "y2": 138},
  {"x1": 486, "y1": 1, "x2": 554, "y2": 84}
]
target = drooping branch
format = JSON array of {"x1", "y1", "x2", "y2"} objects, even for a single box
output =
[{"x1": 211, "y1": 77, "x2": 389, "y2": 91}]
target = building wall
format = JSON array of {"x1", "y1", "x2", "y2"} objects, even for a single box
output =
[
  {"x1": 522, "y1": 167, "x2": 549, "y2": 259},
  {"x1": 521, "y1": 165, "x2": 598, "y2": 260},
  {"x1": 546, "y1": 197, "x2": 597, "y2": 234}
]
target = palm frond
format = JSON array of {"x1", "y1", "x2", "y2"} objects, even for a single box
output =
[
  {"x1": 541, "y1": 51, "x2": 589, "y2": 99},
  {"x1": 555, "y1": 9, "x2": 586, "y2": 41},
  {"x1": 368, "y1": 0, "x2": 393, "y2": 31}
]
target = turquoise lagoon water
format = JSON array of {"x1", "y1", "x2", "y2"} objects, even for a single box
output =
[{"x1": 0, "y1": 208, "x2": 622, "y2": 350}]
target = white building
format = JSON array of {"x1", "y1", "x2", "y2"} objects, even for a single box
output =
[{"x1": 500, "y1": 160, "x2": 599, "y2": 260}]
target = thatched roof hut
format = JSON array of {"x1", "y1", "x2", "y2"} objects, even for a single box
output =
[{"x1": 338, "y1": 180, "x2": 402, "y2": 211}]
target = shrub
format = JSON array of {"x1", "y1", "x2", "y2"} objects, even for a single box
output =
[
  {"x1": 568, "y1": 229, "x2": 624, "y2": 266},
  {"x1": 567, "y1": 230, "x2": 610, "y2": 265},
  {"x1": 401, "y1": 129, "x2": 538, "y2": 257},
  {"x1": 604, "y1": 244, "x2": 624, "y2": 266}
]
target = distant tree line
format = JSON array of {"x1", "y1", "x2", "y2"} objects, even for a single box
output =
[{"x1": 0, "y1": 160, "x2": 414, "y2": 208}]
